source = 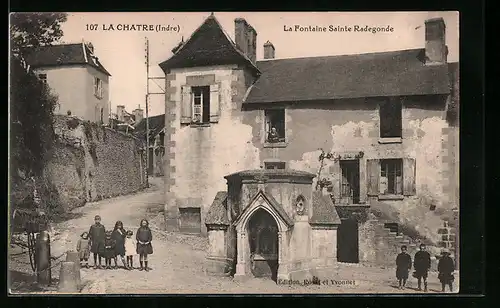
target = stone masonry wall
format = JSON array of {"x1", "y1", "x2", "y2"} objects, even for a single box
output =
[
  {"x1": 47, "y1": 115, "x2": 147, "y2": 211},
  {"x1": 164, "y1": 65, "x2": 260, "y2": 235}
]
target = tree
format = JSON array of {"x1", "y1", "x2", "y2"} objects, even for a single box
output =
[
  {"x1": 10, "y1": 13, "x2": 68, "y2": 64},
  {"x1": 10, "y1": 13, "x2": 67, "y2": 179}
]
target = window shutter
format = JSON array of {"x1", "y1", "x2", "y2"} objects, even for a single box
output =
[
  {"x1": 209, "y1": 83, "x2": 220, "y2": 123},
  {"x1": 329, "y1": 162, "x2": 341, "y2": 203},
  {"x1": 367, "y1": 159, "x2": 380, "y2": 196},
  {"x1": 180, "y1": 86, "x2": 192, "y2": 124},
  {"x1": 403, "y1": 158, "x2": 416, "y2": 196}
]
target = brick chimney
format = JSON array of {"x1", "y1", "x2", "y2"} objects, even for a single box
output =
[
  {"x1": 263, "y1": 41, "x2": 275, "y2": 59},
  {"x1": 425, "y1": 17, "x2": 447, "y2": 65},
  {"x1": 235, "y1": 18, "x2": 257, "y2": 63},
  {"x1": 116, "y1": 105, "x2": 125, "y2": 122},
  {"x1": 133, "y1": 105, "x2": 144, "y2": 124}
]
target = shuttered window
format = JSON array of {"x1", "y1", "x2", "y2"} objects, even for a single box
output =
[
  {"x1": 366, "y1": 158, "x2": 416, "y2": 197},
  {"x1": 180, "y1": 84, "x2": 220, "y2": 125}
]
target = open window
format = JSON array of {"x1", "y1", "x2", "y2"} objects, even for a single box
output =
[
  {"x1": 379, "y1": 99, "x2": 402, "y2": 139},
  {"x1": 366, "y1": 158, "x2": 416, "y2": 199},
  {"x1": 93, "y1": 77, "x2": 103, "y2": 99},
  {"x1": 264, "y1": 109, "x2": 285, "y2": 143},
  {"x1": 180, "y1": 84, "x2": 220, "y2": 125},
  {"x1": 192, "y1": 86, "x2": 210, "y2": 124},
  {"x1": 380, "y1": 159, "x2": 403, "y2": 195}
]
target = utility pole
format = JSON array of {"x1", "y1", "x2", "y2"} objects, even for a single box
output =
[
  {"x1": 144, "y1": 37, "x2": 166, "y2": 186},
  {"x1": 145, "y1": 38, "x2": 150, "y2": 187}
]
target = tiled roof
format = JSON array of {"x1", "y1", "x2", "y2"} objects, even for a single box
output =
[
  {"x1": 245, "y1": 48, "x2": 452, "y2": 104},
  {"x1": 205, "y1": 191, "x2": 229, "y2": 225},
  {"x1": 24, "y1": 43, "x2": 111, "y2": 76},
  {"x1": 159, "y1": 14, "x2": 260, "y2": 76},
  {"x1": 134, "y1": 114, "x2": 165, "y2": 141},
  {"x1": 310, "y1": 191, "x2": 342, "y2": 225}
]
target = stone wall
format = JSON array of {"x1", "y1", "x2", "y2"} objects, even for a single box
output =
[{"x1": 46, "y1": 115, "x2": 147, "y2": 211}]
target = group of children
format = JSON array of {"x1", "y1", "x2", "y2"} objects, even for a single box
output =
[
  {"x1": 76, "y1": 215, "x2": 154, "y2": 271},
  {"x1": 396, "y1": 243, "x2": 456, "y2": 292}
]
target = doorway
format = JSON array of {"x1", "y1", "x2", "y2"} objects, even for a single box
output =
[
  {"x1": 247, "y1": 209, "x2": 279, "y2": 281},
  {"x1": 337, "y1": 218, "x2": 359, "y2": 263},
  {"x1": 339, "y1": 160, "x2": 360, "y2": 204}
]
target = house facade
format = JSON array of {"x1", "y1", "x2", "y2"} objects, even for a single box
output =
[
  {"x1": 25, "y1": 42, "x2": 111, "y2": 124},
  {"x1": 159, "y1": 15, "x2": 459, "y2": 279},
  {"x1": 134, "y1": 113, "x2": 166, "y2": 176}
]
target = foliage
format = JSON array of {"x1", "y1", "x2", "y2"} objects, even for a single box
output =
[
  {"x1": 10, "y1": 13, "x2": 68, "y2": 216},
  {"x1": 10, "y1": 13, "x2": 68, "y2": 60},
  {"x1": 10, "y1": 56, "x2": 58, "y2": 177}
]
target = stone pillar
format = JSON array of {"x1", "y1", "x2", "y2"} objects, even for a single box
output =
[
  {"x1": 235, "y1": 231, "x2": 247, "y2": 276},
  {"x1": 277, "y1": 230, "x2": 290, "y2": 280}
]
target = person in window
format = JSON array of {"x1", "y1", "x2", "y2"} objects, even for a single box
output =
[{"x1": 267, "y1": 127, "x2": 280, "y2": 143}]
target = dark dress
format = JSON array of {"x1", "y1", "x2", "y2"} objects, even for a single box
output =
[
  {"x1": 396, "y1": 252, "x2": 412, "y2": 280},
  {"x1": 88, "y1": 224, "x2": 106, "y2": 255},
  {"x1": 438, "y1": 256, "x2": 455, "y2": 284},
  {"x1": 136, "y1": 227, "x2": 153, "y2": 255},
  {"x1": 111, "y1": 228, "x2": 126, "y2": 257},
  {"x1": 104, "y1": 237, "x2": 116, "y2": 259},
  {"x1": 413, "y1": 250, "x2": 431, "y2": 278}
]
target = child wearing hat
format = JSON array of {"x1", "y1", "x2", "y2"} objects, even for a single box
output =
[
  {"x1": 124, "y1": 230, "x2": 136, "y2": 270},
  {"x1": 76, "y1": 232, "x2": 91, "y2": 269},
  {"x1": 88, "y1": 215, "x2": 106, "y2": 269},
  {"x1": 438, "y1": 248, "x2": 455, "y2": 292}
]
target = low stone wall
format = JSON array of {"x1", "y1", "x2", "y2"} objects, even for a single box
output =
[{"x1": 44, "y1": 115, "x2": 148, "y2": 211}]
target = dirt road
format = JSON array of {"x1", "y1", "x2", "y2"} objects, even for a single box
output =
[{"x1": 9, "y1": 177, "x2": 458, "y2": 294}]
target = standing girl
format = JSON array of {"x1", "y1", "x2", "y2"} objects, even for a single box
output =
[
  {"x1": 111, "y1": 221, "x2": 127, "y2": 269},
  {"x1": 76, "y1": 232, "x2": 90, "y2": 268},
  {"x1": 136, "y1": 219, "x2": 153, "y2": 271},
  {"x1": 124, "y1": 230, "x2": 136, "y2": 270}
]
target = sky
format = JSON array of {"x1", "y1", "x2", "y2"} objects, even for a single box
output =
[{"x1": 60, "y1": 11, "x2": 459, "y2": 117}]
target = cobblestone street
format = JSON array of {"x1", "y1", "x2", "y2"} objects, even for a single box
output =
[{"x1": 10, "y1": 177, "x2": 457, "y2": 294}]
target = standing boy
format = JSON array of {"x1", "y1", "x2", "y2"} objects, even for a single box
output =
[
  {"x1": 88, "y1": 215, "x2": 106, "y2": 269},
  {"x1": 413, "y1": 243, "x2": 431, "y2": 292},
  {"x1": 438, "y1": 249, "x2": 455, "y2": 292},
  {"x1": 395, "y1": 245, "x2": 412, "y2": 290}
]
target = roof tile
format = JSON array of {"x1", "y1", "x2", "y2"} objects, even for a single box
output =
[{"x1": 245, "y1": 49, "x2": 452, "y2": 104}]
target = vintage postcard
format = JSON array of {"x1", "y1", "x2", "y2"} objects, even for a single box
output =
[{"x1": 8, "y1": 11, "x2": 459, "y2": 295}]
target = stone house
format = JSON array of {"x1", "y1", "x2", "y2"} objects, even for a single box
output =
[
  {"x1": 134, "y1": 114, "x2": 166, "y2": 176},
  {"x1": 25, "y1": 41, "x2": 111, "y2": 124},
  {"x1": 159, "y1": 14, "x2": 459, "y2": 280}
]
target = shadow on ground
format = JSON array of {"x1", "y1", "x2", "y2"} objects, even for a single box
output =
[{"x1": 9, "y1": 270, "x2": 60, "y2": 293}]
